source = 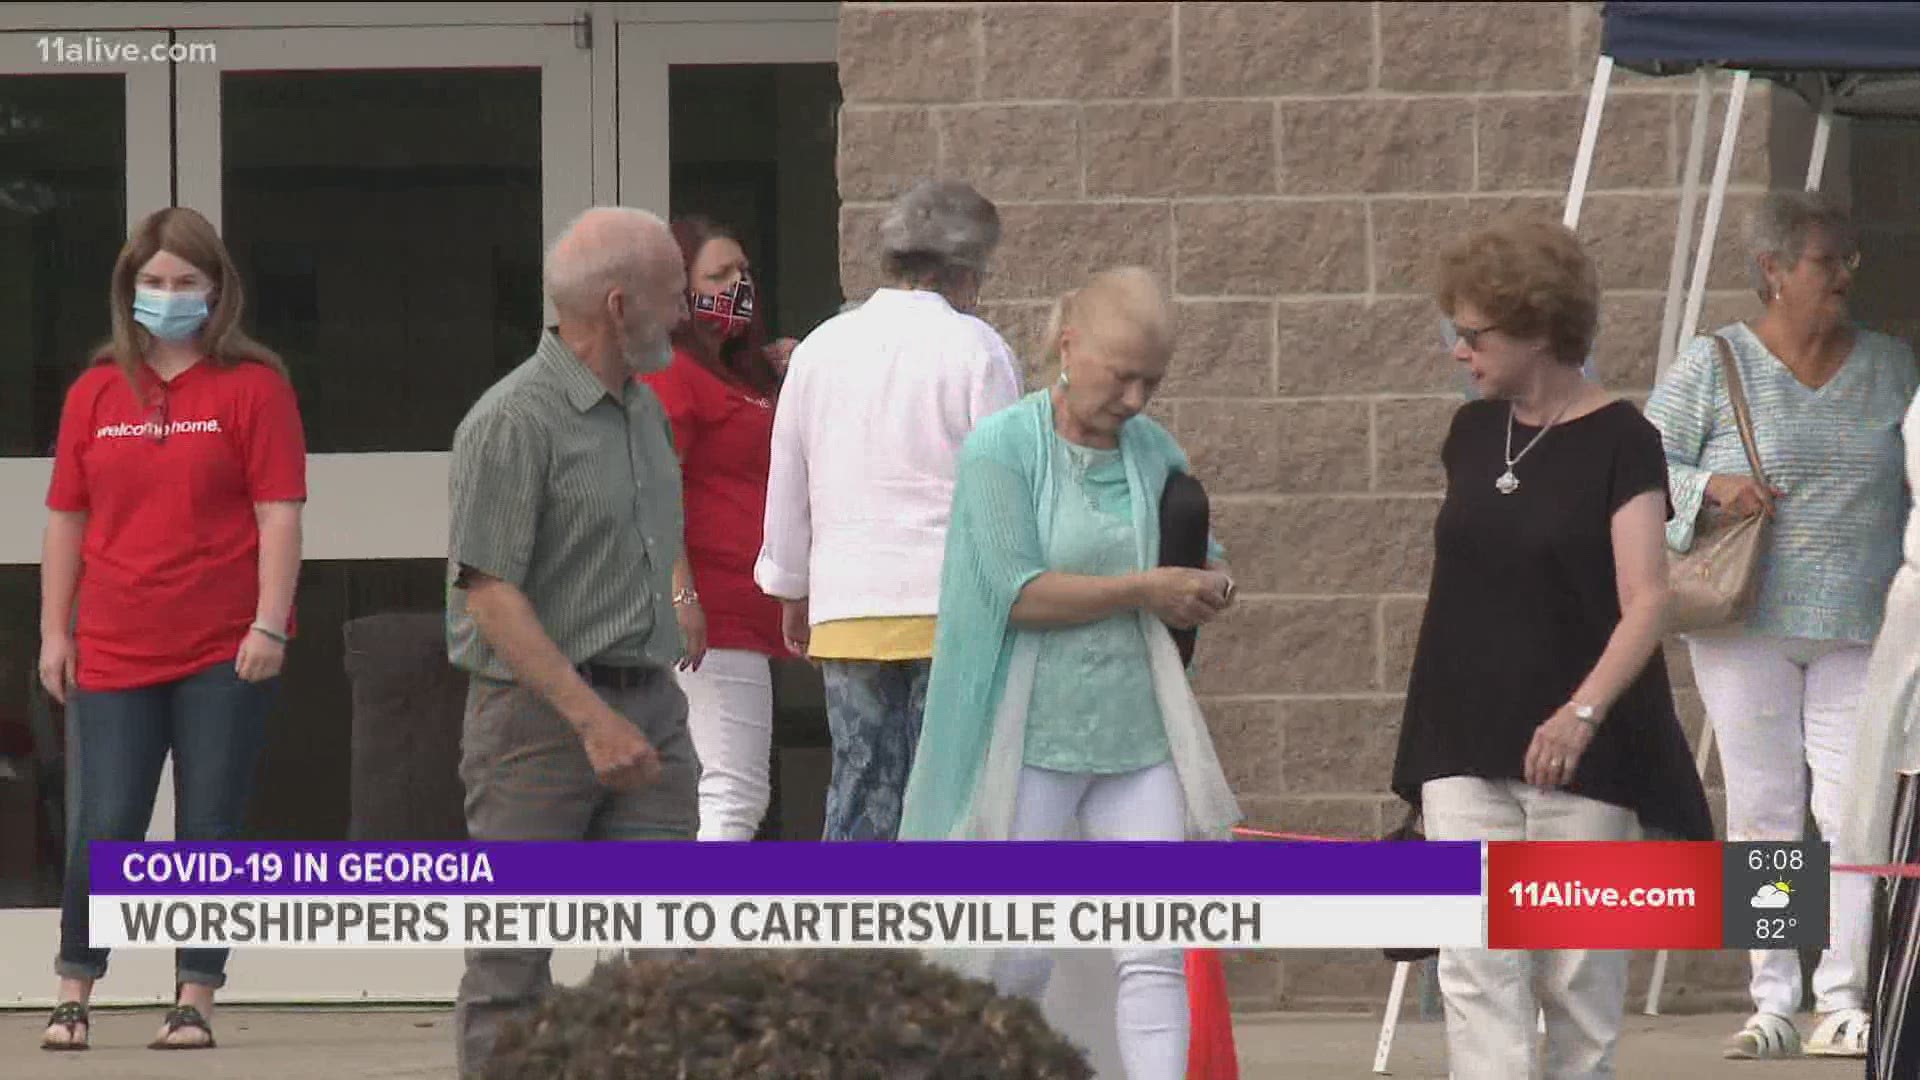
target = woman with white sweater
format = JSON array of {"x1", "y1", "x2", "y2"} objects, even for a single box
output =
[
  {"x1": 1841, "y1": 390, "x2": 1920, "y2": 1079},
  {"x1": 754, "y1": 179, "x2": 1022, "y2": 841}
]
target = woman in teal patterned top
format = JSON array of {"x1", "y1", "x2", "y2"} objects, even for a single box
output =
[
  {"x1": 1645, "y1": 191, "x2": 1918, "y2": 1062},
  {"x1": 1022, "y1": 433, "x2": 1175, "y2": 773},
  {"x1": 899, "y1": 267, "x2": 1240, "y2": 1080}
]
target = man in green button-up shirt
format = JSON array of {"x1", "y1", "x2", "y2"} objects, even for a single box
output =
[{"x1": 443, "y1": 206, "x2": 703, "y2": 1075}]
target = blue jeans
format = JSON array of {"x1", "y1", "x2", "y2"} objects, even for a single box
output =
[
  {"x1": 818, "y1": 659, "x2": 930, "y2": 841},
  {"x1": 58, "y1": 661, "x2": 274, "y2": 988}
]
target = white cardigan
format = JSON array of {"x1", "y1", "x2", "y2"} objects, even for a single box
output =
[
  {"x1": 1840, "y1": 397, "x2": 1920, "y2": 866},
  {"x1": 755, "y1": 288, "x2": 1023, "y2": 625}
]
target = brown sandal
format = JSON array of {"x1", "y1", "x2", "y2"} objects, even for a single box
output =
[
  {"x1": 148, "y1": 1004, "x2": 217, "y2": 1050},
  {"x1": 40, "y1": 1001, "x2": 90, "y2": 1051}
]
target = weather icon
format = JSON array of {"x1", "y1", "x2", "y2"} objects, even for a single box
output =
[{"x1": 1751, "y1": 882, "x2": 1794, "y2": 910}]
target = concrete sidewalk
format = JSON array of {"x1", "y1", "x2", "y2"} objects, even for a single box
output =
[{"x1": 2, "y1": 1007, "x2": 1866, "y2": 1078}]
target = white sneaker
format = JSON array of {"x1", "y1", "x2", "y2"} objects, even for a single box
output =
[
  {"x1": 1722, "y1": 1012, "x2": 1802, "y2": 1059},
  {"x1": 1805, "y1": 1008, "x2": 1869, "y2": 1057}
]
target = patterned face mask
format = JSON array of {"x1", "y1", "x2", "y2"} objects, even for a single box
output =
[{"x1": 691, "y1": 275, "x2": 755, "y2": 339}]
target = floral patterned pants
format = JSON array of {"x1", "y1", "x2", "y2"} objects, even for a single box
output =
[{"x1": 818, "y1": 659, "x2": 931, "y2": 841}]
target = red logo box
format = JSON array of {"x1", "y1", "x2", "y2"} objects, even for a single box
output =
[{"x1": 1487, "y1": 842, "x2": 1723, "y2": 950}]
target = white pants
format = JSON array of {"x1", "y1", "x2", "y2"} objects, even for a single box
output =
[
  {"x1": 1689, "y1": 633, "x2": 1873, "y2": 1016},
  {"x1": 674, "y1": 649, "x2": 773, "y2": 842},
  {"x1": 1423, "y1": 776, "x2": 1640, "y2": 1080},
  {"x1": 991, "y1": 762, "x2": 1189, "y2": 1080}
]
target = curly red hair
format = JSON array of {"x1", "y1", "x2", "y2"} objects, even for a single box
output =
[{"x1": 1435, "y1": 216, "x2": 1599, "y2": 366}]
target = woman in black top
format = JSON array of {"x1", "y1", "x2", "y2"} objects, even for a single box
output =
[{"x1": 1390, "y1": 217, "x2": 1712, "y2": 1080}]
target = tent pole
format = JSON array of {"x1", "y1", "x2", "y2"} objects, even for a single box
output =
[
  {"x1": 1657, "y1": 70, "x2": 1715, "y2": 379},
  {"x1": 1564, "y1": 55, "x2": 1614, "y2": 228},
  {"x1": 1806, "y1": 106, "x2": 1834, "y2": 191},
  {"x1": 1678, "y1": 71, "x2": 1749, "y2": 354},
  {"x1": 1646, "y1": 69, "x2": 1748, "y2": 1018},
  {"x1": 1372, "y1": 960, "x2": 1410, "y2": 1073},
  {"x1": 1645, "y1": 718, "x2": 1719, "y2": 1015}
]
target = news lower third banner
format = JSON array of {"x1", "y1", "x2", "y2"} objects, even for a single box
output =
[{"x1": 86, "y1": 840, "x2": 1828, "y2": 952}]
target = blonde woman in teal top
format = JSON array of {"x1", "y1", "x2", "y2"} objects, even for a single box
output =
[
  {"x1": 899, "y1": 267, "x2": 1240, "y2": 1080},
  {"x1": 1645, "y1": 191, "x2": 1918, "y2": 1062}
]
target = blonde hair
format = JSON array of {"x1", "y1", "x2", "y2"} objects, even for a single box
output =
[{"x1": 1037, "y1": 266, "x2": 1173, "y2": 378}]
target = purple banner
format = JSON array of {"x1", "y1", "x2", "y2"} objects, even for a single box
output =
[{"x1": 88, "y1": 841, "x2": 1483, "y2": 896}]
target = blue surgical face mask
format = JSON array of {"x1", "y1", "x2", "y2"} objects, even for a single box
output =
[{"x1": 133, "y1": 288, "x2": 210, "y2": 342}]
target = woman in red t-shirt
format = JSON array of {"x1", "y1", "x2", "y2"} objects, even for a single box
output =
[
  {"x1": 642, "y1": 217, "x2": 795, "y2": 842},
  {"x1": 37, "y1": 208, "x2": 307, "y2": 1052}
]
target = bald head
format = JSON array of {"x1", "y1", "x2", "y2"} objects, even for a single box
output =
[
  {"x1": 545, "y1": 207, "x2": 679, "y2": 318},
  {"x1": 544, "y1": 206, "x2": 687, "y2": 376}
]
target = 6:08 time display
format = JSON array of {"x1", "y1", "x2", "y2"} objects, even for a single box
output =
[{"x1": 1747, "y1": 848, "x2": 1804, "y2": 873}]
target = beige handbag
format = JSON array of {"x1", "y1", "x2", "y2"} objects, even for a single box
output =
[{"x1": 1666, "y1": 334, "x2": 1771, "y2": 634}]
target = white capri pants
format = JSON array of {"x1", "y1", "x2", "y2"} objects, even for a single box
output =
[
  {"x1": 1688, "y1": 633, "x2": 1873, "y2": 1017},
  {"x1": 990, "y1": 761, "x2": 1189, "y2": 1080},
  {"x1": 674, "y1": 648, "x2": 774, "y2": 842}
]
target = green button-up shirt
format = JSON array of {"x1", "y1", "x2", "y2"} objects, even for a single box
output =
[{"x1": 445, "y1": 330, "x2": 684, "y2": 681}]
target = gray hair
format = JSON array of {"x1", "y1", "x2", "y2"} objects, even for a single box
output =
[
  {"x1": 878, "y1": 179, "x2": 1001, "y2": 278},
  {"x1": 1746, "y1": 190, "x2": 1856, "y2": 299},
  {"x1": 544, "y1": 206, "x2": 673, "y2": 318}
]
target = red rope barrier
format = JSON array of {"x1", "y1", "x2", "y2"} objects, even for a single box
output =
[
  {"x1": 1230, "y1": 826, "x2": 1352, "y2": 842},
  {"x1": 1231, "y1": 826, "x2": 1920, "y2": 879},
  {"x1": 1836, "y1": 862, "x2": 1920, "y2": 880}
]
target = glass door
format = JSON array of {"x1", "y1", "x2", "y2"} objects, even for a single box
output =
[
  {"x1": 0, "y1": 29, "x2": 173, "y2": 1004},
  {"x1": 617, "y1": 7, "x2": 844, "y2": 842},
  {"x1": 145, "y1": 25, "x2": 593, "y2": 1004}
]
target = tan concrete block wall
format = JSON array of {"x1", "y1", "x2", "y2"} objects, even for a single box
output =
[{"x1": 836, "y1": 0, "x2": 1772, "y2": 1013}]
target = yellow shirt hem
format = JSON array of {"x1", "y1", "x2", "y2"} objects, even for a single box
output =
[{"x1": 808, "y1": 616, "x2": 937, "y2": 661}]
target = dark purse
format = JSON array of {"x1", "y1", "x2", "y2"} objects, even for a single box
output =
[
  {"x1": 1381, "y1": 804, "x2": 1440, "y2": 962},
  {"x1": 1157, "y1": 471, "x2": 1211, "y2": 665}
]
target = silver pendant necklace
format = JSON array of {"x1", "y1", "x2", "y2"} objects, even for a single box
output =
[{"x1": 1498, "y1": 398, "x2": 1574, "y2": 495}]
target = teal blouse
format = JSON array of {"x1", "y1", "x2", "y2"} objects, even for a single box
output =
[
  {"x1": 1021, "y1": 437, "x2": 1172, "y2": 773},
  {"x1": 1645, "y1": 323, "x2": 1917, "y2": 644},
  {"x1": 898, "y1": 391, "x2": 1240, "y2": 845}
]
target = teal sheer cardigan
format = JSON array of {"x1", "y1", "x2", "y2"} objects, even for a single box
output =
[{"x1": 897, "y1": 390, "x2": 1241, "y2": 844}]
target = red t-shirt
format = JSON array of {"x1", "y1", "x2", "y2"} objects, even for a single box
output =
[
  {"x1": 46, "y1": 358, "x2": 308, "y2": 691},
  {"x1": 642, "y1": 351, "x2": 787, "y2": 657}
]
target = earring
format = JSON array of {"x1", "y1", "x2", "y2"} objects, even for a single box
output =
[{"x1": 1057, "y1": 369, "x2": 1070, "y2": 388}]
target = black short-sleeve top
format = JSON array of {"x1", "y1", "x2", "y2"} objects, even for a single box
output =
[{"x1": 1390, "y1": 398, "x2": 1714, "y2": 841}]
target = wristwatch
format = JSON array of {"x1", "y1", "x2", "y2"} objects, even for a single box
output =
[{"x1": 1571, "y1": 702, "x2": 1601, "y2": 727}]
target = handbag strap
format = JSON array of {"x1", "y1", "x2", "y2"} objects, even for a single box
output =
[{"x1": 1711, "y1": 334, "x2": 1768, "y2": 485}]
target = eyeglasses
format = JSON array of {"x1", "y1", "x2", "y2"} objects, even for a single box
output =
[
  {"x1": 1809, "y1": 251, "x2": 1862, "y2": 273},
  {"x1": 1445, "y1": 322, "x2": 1500, "y2": 351}
]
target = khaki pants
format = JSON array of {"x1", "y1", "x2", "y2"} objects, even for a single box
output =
[
  {"x1": 1422, "y1": 776, "x2": 1639, "y2": 1080},
  {"x1": 453, "y1": 669, "x2": 697, "y2": 1077}
]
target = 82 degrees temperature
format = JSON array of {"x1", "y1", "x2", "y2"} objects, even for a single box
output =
[{"x1": 1755, "y1": 917, "x2": 1798, "y2": 940}]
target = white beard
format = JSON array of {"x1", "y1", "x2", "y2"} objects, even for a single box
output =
[{"x1": 621, "y1": 325, "x2": 674, "y2": 375}]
